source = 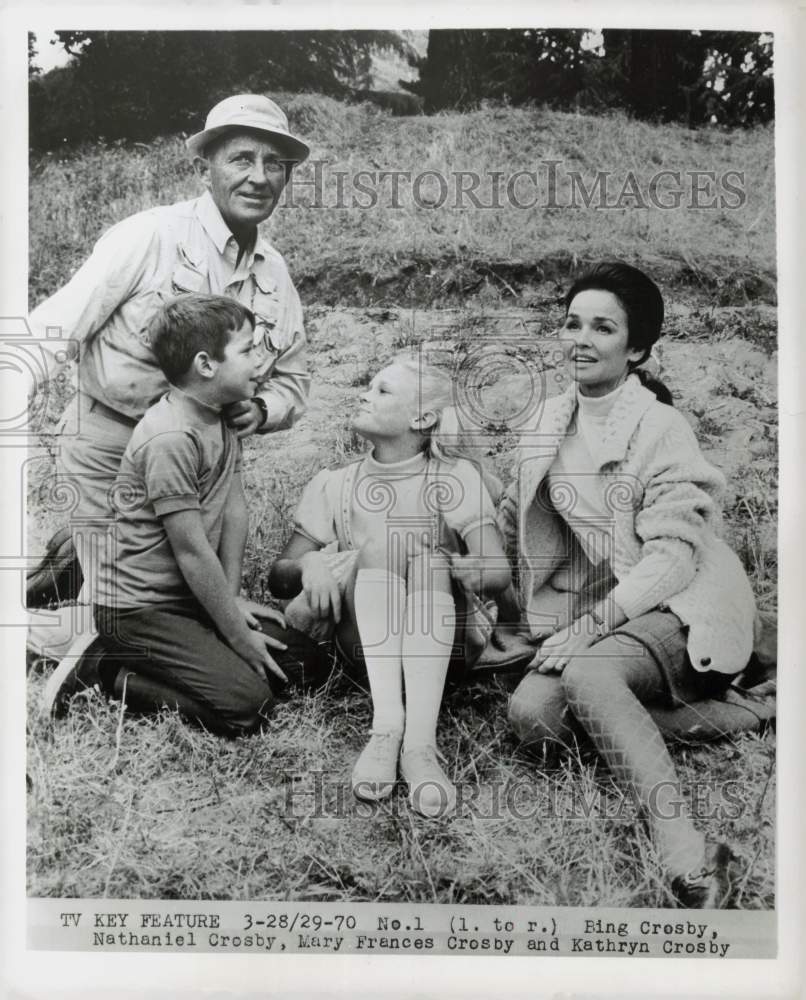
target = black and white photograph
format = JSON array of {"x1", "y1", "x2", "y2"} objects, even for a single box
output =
[{"x1": 2, "y1": 3, "x2": 803, "y2": 994}]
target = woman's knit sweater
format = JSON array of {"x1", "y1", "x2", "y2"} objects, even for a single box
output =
[{"x1": 498, "y1": 375, "x2": 756, "y2": 674}]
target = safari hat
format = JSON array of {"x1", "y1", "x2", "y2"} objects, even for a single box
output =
[{"x1": 186, "y1": 94, "x2": 310, "y2": 163}]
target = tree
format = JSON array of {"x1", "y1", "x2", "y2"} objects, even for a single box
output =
[
  {"x1": 599, "y1": 29, "x2": 772, "y2": 126},
  {"x1": 415, "y1": 28, "x2": 773, "y2": 127},
  {"x1": 416, "y1": 29, "x2": 598, "y2": 112},
  {"x1": 30, "y1": 30, "x2": 409, "y2": 150},
  {"x1": 699, "y1": 32, "x2": 774, "y2": 126},
  {"x1": 28, "y1": 33, "x2": 40, "y2": 78},
  {"x1": 600, "y1": 30, "x2": 711, "y2": 124}
]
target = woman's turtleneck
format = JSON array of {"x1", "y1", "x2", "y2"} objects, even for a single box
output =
[
  {"x1": 547, "y1": 380, "x2": 631, "y2": 573},
  {"x1": 575, "y1": 379, "x2": 628, "y2": 455}
]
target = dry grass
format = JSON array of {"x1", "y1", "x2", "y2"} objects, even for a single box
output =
[
  {"x1": 27, "y1": 663, "x2": 775, "y2": 906},
  {"x1": 26, "y1": 297, "x2": 777, "y2": 905},
  {"x1": 27, "y1": 96, "x2": 777, "y2": 906},
  {"x1": 30, "y1": 98, "x2": 775, "y2": 307}
]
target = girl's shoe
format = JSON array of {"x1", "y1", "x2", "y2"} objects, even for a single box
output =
[
  {"x1": 351, "y1": 731, "x2": 402, "y2": 801},
  {"x1": 671, "y1": 842, "x2": 737, "y2": 909},
  {"x1": 400, "y1": 745, "x2": 457, "y2": 818}
]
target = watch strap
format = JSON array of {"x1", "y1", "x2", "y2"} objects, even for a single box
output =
[
  {"x1": 587, "y1": 607, "x2": 608, "y2": 637},
  {"x1": 253, "y1": 395, "x2": 269, "y2": 429}
]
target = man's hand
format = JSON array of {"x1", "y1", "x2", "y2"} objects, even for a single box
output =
[
  {"x1": 530, "y1": 616, "x2": 599, "y2": 674},
  {"x1": 232, "y1": 627, "x2": 289, "y2": 685},
  {"x1": 234, "y1": 595, "x2": 286, "y2": 631},
  {"x1": 299, "y1": 551, "x2": 341, "y2": 622},
  {"x1": 224, "y1": 399, "x2": 265, "y2": 439}
]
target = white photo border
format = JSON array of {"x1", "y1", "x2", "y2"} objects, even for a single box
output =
[{"x1": 2, "y1": 1, "x2": 803, "y2": 996}]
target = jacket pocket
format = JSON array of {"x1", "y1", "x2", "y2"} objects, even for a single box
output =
[
  {"x1": 252, "y1": 283, "x2": 295, "y2": 354},
  {"x1": 170, "y1": 262, "x2": 207, "y2": 294}
]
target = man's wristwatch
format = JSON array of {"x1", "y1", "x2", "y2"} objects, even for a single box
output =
[
  {"x1": 253, "y1": 395, "x2": 269, "y2": 430},
  {"x1": 586, "y1": 607, "x2": 608, "y2": 638}
]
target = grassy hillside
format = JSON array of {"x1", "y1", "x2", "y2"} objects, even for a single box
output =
[
  {"x1": 30, "y1": 95, "x2": 775, "y2": 308},
  {"x1": 27, "y1": 96, "x2": 777, "y2": 908}
]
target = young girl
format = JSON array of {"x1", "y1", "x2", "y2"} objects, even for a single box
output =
[
  {"x1": 500, "y1": 261, "x2": 756, "y2": 908},
  {"x1": 270, "y1": 356, "x2": 511, "y2": 817}
]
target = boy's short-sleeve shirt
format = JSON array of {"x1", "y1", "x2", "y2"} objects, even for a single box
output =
[
  {"x1": 96, "y1": 387, "x2": 242, "y2": 607},
  {"x1": 293, "y1": 452, "x2": 496, "y2": 552}
]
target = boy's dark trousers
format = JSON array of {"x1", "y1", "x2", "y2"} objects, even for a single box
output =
[{"x1": 93, "y1": 600, "x2": 332, "y2": 736}]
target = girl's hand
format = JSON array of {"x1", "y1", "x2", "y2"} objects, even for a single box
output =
[
  {"x1": 490, "y1": 623, "x2": 537, "y2": 652},
  {"x1": 299, "y1": 551, "x2": 341, "y2": 623},
  {"x1": 447, "y1": 553, "x2": 486, "y2": 593},
  {"x1": 527, "y1": 624, "x2": 560, "y2": 644},
  {"x1": 530, "y1": 616, "x2": 599, "y2": 674}
]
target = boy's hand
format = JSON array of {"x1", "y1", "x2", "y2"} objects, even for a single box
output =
[
  {"x1": 299, "y1": 551, "x2": 341, "y2": 622},
  {"x1": 224, "y1": 400, "x2": 264, "y2": 439},
  {"x1": 233, "y1": 628, "x2": 289, "y2": 685},
  {"x1": 235, "y1": 595, "x2": 286, "y2": 630}
]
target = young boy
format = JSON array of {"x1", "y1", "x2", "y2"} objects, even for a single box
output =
[{"x1": 50, "y1": 294, "x2": 328, "y2": 735}]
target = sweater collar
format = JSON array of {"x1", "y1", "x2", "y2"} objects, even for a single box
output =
[
  {"x1": 576, "y1": 380, "x2": 628, "y2": 421},
  {"x1": 538, "y1": 374, "x2": 656, "y2": 469}
]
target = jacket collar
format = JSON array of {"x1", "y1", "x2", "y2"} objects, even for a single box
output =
[
  {"x1": 583, "y1": 375, "x2": 656, "y2": 467},
  {"x1": 196, "y1": 191, "x2": 240, "y2": 255}
]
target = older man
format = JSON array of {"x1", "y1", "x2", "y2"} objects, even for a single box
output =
[{"x1": 29, "y1": 94, "x2": 310, "y2": 655}]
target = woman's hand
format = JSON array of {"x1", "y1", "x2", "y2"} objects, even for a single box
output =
[
  {"x1": 529, "y1": 616, "x2": 599, "y2": 674},
  {"x1": 299, "y1": 551, "x2": 341, "y2": 622}
]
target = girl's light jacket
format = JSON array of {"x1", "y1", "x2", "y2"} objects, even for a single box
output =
[{"x1": 497, "y1": 375, "x2": 756, "y2": 675}]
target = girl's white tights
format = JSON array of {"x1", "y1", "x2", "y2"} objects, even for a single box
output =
[
  {"x1": 353, "y1": 568, "x2": 406, "y2": 734},
  {"x1": 401, "y1": 588, "x2": 455, "y2": 751},
  {"x1": 353, "y1": 568, "x2": 455, "y2": 747}
]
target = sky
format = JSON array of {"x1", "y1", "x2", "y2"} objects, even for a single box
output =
[{"x1": 30, "y1": 31, "x2": 70, "y2": 73}]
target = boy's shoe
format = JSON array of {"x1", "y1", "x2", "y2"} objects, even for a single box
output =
[
  {"x1": 351, "y1": 731, "x2": 402, "y2": 801},
  {"x1": 27, "y1": 606, "x2": 86, "y2": 663},
  {"x1": 671, "y1": 842, "x2": 738, "y2": 909},
  {"x1": 26, "y1": 525, "x2": 83, "y2": 608},
  {"x1": 40, "y1": 632, "x2": 109, "y2": 718},
  {"x1": 400, "y1": 745, "x2": 457, "y2": 819}
]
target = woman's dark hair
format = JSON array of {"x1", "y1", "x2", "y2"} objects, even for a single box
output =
[{"x1": 564, "y1": 261, "x2": 673, "y2": 405}]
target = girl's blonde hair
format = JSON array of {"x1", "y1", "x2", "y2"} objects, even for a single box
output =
[{"x1": 392, "y1": 354, "x2": 503, "y2": 502}]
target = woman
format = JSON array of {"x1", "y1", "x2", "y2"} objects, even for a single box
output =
[{"x1": 499, "y1": 261, "x2": 756, "y2": 908}]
